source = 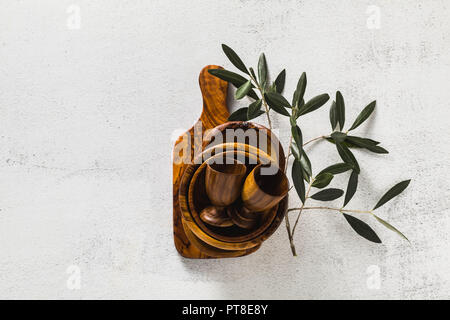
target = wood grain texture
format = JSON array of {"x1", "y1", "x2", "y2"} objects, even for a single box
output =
[
  {"x1": 173, "y1": 66, "x2": 288, "y2": 259},
  {"x1": 183, "y1": 149, "x2": 279, "y2": 244},
  {"x1": 241, "y1": 164, "x2": 289, "y2": 212},
  {"x1": 173, "y1": 65, "x2": 229, "y2": 259},
  {"x1": 205, "y1": 159, "x2": 246, "y2": 207}
]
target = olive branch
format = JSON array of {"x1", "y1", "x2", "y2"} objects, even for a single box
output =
[{"x1": 209, "y1": 44, "x2": 411, "y2": 256}]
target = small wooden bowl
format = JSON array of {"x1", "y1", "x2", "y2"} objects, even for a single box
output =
[{"x1": 188, "y1": 150, "x2": 279, "y2": 244}]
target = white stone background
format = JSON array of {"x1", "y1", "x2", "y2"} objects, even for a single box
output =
[{"x1": 0, "y1": 0, "x2": 449, "y2": 299}]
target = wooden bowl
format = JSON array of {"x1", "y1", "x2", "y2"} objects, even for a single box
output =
[
  {"x1": 179, "y1": 148, "x2": 287, "y2": 251},
  {"x1": 188, "y1": 150, "x2": 279, "y2": 243},
  {"x1": 202, "y1": 121, "x2": 286, "y2": 170}
]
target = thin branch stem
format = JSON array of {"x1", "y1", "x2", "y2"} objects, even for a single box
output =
[
  {"x1": 249, "y1": 73, "x2": 272, "y2": 130},
  {"x1": 288, "y1": 207, "x2": 373, "y2": 214},
  {"x1": 284, "y1": 135, "x2": 293, "y2": 174},
  {"x1": 284, "y1": 212, "x2": 297, "y2": 256},
  {"x1": 291, "y1": 178, "x2": 313, "y2": 238},
  {"x1": 303, "y1": 135, "x2": 327, "y2": 147}
]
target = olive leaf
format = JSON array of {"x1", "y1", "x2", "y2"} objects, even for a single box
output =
[
  {"x1": 336, "y1": 142, "x2": 360, "y2": 173},
  {"x1": 235, "y1": 80, "x2": 252, "y2": 100},
  {"x1": 264, "y1": 93, "x2": 291, "y2": 116},
  {"x1": 326, "y1": 136, "x2": 379, "y2": 149},
  {"x1": 292, "y1": 90, "x2": 301, "y2": 108},
  {"x1": 258, "y1": 53, "x2": 267, "y2": 87},
  {"x1": 298, "y1": 93, "x2": 330, "y2": 116},
  {"x1": 346, "y1": 136, "x2": 388, "y2": 154},
  {"x1": 291, "y1": 125, "x2": 303, "y2": 151},
  {"x1": 208, "y1": 69, "x2": 259, "y2": 100},
  {"x1": 329, "y1": 100, "x2": 338, "y2": 131},
  {"x1": 343, "y1": 214, "x2": 381, "y2": 243},
  {"x1": 310, "y1": 188, "x2": 344, "y2": 201},
  {"x1": 349, "y1": 100, "x2": 376, "y2": 131},
  {"x1": 290, "y1": 142, "x2": 301, "y2": 161},
  {"x1": 247, "y1": 100, "x2": 263, "y2": 119},
  {"x1": 300, "y1": 150, "x2": 312, "y2": 181},
  {"x1": 221, "y1": 44, "x2": 248, "y2": 74},
  {"x1": 318, "y1": 163, "x2": 353, "y2": 176},
  {"x1": 292, "y1": 72, "x2": 307, "y2": 106},
  {"x1": 229, "y1": 107, "x2": 264, "y2": 121},
  {"x1": 292, "y1": 160, "x2": 306, "y2": 203},
  {"x1": 249, "y1": 67, "x2": 257, "y2": 83},
  {"x1": 336, "y1": 91, "x2": 345, "y2": 130},
  {"x1": 312, "y1": 172, "x2": 334, "y2": 188},
  {"x1": 265, "y1": 92, "x2": 291, "y2": 108},
  {"x1": 274, "y1": 69, "x2": 286, "y2": 94},
  {"x1": 344, "y1": 170, "x2": 358, "y2": 207},
  {"x1": 373, "y1": 180, "x2": 411, "y2": 210},
  {"x1": 228, "y1": 108, "x2": 248, "y2": 121},
  {"x1": 373, "y1": 214, "x2": 409, "y2": 242},
  {"x1": 331, "y1": 131, "x2": 347, "y2": 143}
]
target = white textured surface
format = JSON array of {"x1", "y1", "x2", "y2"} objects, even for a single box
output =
[{"x1": 0, "y1": 0, "x2": 449, "y2": 299}]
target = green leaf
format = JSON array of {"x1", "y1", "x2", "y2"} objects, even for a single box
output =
[
  {"x1": 346, "y1": 136, "x2": 379, "y2": 146},
  {"x1": 336, "y1": 91, "x2": 345, "y2": 130},
  {"x1": 349, "y1": 100, "x2": 376, "y2": 131},
  {"x1": 208, "y1": 69, "x2": 259, "y2": 100},
  {"x1": 296, "y1": 73, "x2": 307, "y2": 98},
  {"x1": 292, "y1": 90, "x2": 300, "y2": 108},
  {"x1": 300, "y1": 150, "x2": 312, "y2": 181},
  {"x1": 329, "y1": 100, "x2": 338, "y2": 131},
  {"x1": 373, "y1": 214, "x2": 409, "y2": 242},
  {"x1": 343, "y1": 214, "x2": 381, "y2": 243},
  {"x1": 298, "y1": 93, "x2": 330, "y2": 116},
  {"x1": 326, "y1": 137, "x2": 379, "y2": 149},
  {"x1": 258, "y1": 53, "x2": 267, "y2": 87},
  {"x1": 291, "y1": 125, "x2": 303, "y2": 151},
  {"x1": 310, "y1": 188, "x2": 344, "y2": 201},
  {"x1": 221, "y1": 44, "x2": 248, "y2": 74},
  {"x1": 235, "y1": 80, "x2": 252, "y2": 100},
  {"x1": 247, "y1": 100, "x2": 263, "y2": 119},
  {"x1": 364, "y1": 145, "x2": 389, "y2": 154},
  {"x1": 346, "y1": 136, "x2": 388, "y2": 154},
  {"x1": 344, "y1": 170, "x2": 358, "y2": 207},
  {"x1": 264, "y1": 93, "x2": 290, "y2": 116},
  {"x1": 292, "y1": 160, "x2": 305, "y2": 203},
  {"x1": 265, "y1": 92, "x2": 291, "y2": 108},
  {"x1": 228, "y1": 108, "x2": 248, "y2": 121},
  {"x1": 373, "y1": 180, "x2": 411, "y2": 210},
  {"x1": 336, "y1": 142, "x2": 360, "y2": 173},
  {"x1": 290, "y1": 142, "x2": 301, "y2": 161},
  {"x1": 296, "y1": 72, "x2": 307, "y2": 102},
  {"x1": 312, "y1": 172, "x2": 334, "y2": 188},
  {"x1": 331, "y1": 131, "x2": 347, "y2": 143},
  {"x1": 318, "y1": 163, "x2": 353, "y2": 176},
  {"x1": 248, "y1": 110, "x2": 265, "y2": 120},
  {"x1": 274, "y1": 69, "x2": 286, "y2": 93},
  {"x1": 249, "y1": 67, "x2": 257, "y2": 83}
]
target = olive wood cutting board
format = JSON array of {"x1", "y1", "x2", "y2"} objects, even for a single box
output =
[{"x1": 172, "y1": 65, "x2": 230, "y2": 258}]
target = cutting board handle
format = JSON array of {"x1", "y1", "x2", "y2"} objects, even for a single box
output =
[{"x1": 198, "y1": 65, "x2": 229, "y2": 128}]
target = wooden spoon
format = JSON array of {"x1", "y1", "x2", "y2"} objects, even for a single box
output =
[{"x1": 200, "y1": 206, "x2": 234, "y2": 227}]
